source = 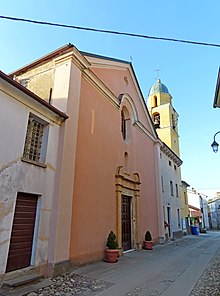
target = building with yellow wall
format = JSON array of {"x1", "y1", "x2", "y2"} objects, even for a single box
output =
[
  {"x1": 148, "y1": 79, "x2": 180, "y2": 156},
  {"x1": 147, "y1": 79, "x2": 183, "y2": 239},
  {"x1": 181, "y1": 181, "x2": 190, "y2": 233}
]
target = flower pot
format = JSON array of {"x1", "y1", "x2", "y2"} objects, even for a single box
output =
[
  {"x1": 143, "y1": 240, "x2": 153, "y2": 250},
  {"x1": 104, "y1": 248, "x2": 119, "y2": 263}
]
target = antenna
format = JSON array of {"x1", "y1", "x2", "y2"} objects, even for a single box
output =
[{"x1": 155, "y1": 66, "x2": 160, "y2": 80}]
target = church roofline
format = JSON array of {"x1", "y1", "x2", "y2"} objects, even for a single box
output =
[
  {"x1": 8, "y1": 43, "x2": 158, "y2": 139},
  {"x1": 80, "y1": 51, "x2": 130, "y2": 65},
  {"x1": 9, "y1": 43, "x2": 131, "y2": 78}
]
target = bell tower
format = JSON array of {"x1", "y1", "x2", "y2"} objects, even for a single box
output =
[{"x1": 147, "y1": 79, "x2": 180, "y2": 156}]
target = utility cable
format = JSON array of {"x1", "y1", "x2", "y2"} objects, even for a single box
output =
[{"x1": 1, "y1": 15, "x2": 220, "y2": 48}]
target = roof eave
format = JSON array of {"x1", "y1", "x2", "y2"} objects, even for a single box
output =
[
  {"x1": 81, "y1": 51, "x2": 130, "y2": 65},
  {"x1": 9, "y1": 43, "x2": 75, "y2": 77}
]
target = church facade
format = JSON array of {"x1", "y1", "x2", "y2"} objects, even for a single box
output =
[
  {"x1": 0, "y1": 44, "x2": 164, "y2": 276},
  {"x1": 0, "y1": 44, "x2": 186, "y2": 277}
]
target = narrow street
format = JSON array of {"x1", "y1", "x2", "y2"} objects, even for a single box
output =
[
  {"x1": 73, "y1": 231, "x2": 220, "y2": 296},
  {"x1": 1, "y1": 231, "x2": 220, "y2": 296}
]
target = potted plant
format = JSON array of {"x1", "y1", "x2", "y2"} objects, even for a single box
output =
[
  {"x1": 143, "y1": 230, "x2": 153, "y2": 250},
  {"x1": 104, "y1": 231, "x2": 119, "y2": 263}
]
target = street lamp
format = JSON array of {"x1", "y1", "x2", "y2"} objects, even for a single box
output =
[{"x1": 211, "y1": 131, "x2": 220, "y2": 153}]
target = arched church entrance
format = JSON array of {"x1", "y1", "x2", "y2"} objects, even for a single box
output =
[{"x1": 115, "y1": 166, "x2": 141, "y2": 254}]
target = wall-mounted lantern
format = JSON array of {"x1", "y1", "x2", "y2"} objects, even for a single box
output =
[{"x1": 211, "y1": 131, "x2": 220, "y2": 153}]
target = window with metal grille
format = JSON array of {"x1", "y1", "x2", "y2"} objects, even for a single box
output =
[{"x1": 23, "y1": 114, "x2": 48, "y2": 164}]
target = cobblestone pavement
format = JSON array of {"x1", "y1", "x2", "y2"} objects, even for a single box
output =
[
  {"x1": 22, "y1": 234, "x2": 220, "y2": 296},
  {"x1": 26, "y1": 273, "x2": 113, "y2": 296},
  {"x1": 190, "y1": 247, "x2": 220, "y2": 296}
]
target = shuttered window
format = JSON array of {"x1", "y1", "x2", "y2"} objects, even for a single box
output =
[{"x1": 6, "y1": 193, "x2": 38, "y2": 272}]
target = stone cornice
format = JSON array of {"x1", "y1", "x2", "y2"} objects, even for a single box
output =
[{"x1": 161, "y1": 142, "x2": 182, "y2": 166}]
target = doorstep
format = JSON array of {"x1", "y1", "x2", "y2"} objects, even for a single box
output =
[{"x1": 0, "y1": 273, "x2": 51, "y2": 296}]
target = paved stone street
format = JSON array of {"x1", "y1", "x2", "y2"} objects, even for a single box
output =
[
  {"x1": 190, "y1": 246, "x2": 220, "y2": 296},
  {"x1": 1, "y1": 231, "x2": 220, "y2": 296},
  {"x1": 28, "y1": 273, "x2": 113, "y2": 296}
]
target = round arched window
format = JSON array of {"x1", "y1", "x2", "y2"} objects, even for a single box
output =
[{"x1": 121, "y1": 107, "x2": 131, "y2": 141}]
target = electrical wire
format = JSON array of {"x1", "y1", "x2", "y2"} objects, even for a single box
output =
[{"x1": 1, "y1": 15, "x2": 220, "y2": 48}]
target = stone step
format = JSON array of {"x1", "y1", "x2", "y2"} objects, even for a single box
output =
[{"x1": 2, "y1": 273, "x2": 44, "y2": 289}]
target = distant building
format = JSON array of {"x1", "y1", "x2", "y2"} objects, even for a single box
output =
[
  {"x1": 200, "y1": 195, "x2": 209, "y2": 230},
  {"x1": 181, "y1": 181, "x2": 190, "y2": 234},
  {"x1": 189, "y1": 205, "x2": 202, "y2": 221},
  {"x1": 208, "y1": 193, "x2": 220, "y2": 229},
  {"x1": 188, "y1": 189, "x2": 209, "y2": 230}
]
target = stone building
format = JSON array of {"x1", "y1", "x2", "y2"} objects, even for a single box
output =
[{"x1": 0, "y1": 70, "x2": 67, "y2": 275}]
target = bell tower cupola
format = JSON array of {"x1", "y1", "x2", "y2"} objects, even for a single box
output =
[{"x1": 147, "y1": 79, "x2": 180, "y2": 157}]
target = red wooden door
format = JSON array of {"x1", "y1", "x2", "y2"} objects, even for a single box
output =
[
  {"x1": 6, "y1": 193, "x2": 38, "y2": 272},
  {"x1": 122, "y1": 195, "x2": 131, "y2": 251}
]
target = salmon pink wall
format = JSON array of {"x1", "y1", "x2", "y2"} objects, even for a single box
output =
[
  {"x1": 91, "y1": 67, "x2": 148, "y2": 125},
  {"x1": 69, "y1": 64, "x2": 159, "y2": 264}
]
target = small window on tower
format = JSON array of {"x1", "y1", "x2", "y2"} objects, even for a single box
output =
[
  {"x1": 172, "y1": 114, "x2": 178, "y2": 131},
  {"x1": 154, "y1": 95, "x2": 158, "y2": 107}
]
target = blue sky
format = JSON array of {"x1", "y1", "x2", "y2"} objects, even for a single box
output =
[{"x1": 1, "y1": 1, "x2": 220, "y2": 197}]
